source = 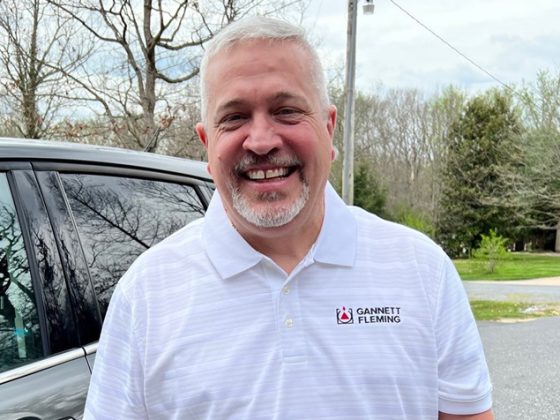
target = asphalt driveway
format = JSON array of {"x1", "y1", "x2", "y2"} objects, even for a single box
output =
[
  {"x1": 478, "y1": 317, "x2": 560, "y2": 419},
  {"x1": 466, "y1": 278, "x2": 560, "y2": 419}
]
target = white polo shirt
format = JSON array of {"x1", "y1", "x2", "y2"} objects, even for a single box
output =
[{"x1": 85, "y1": 184, "x2": 492, "y2": 419}]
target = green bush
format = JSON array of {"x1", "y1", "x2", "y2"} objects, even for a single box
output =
[
  {"x1": 353, "y1": 161, "x2": 388, "y2": 218},
  {"x1": 472, "y1": 229, "x2": 509, "y2": 273},
  {"x1": 396, "y1": 209, "x2": 435, "y2": 239}
]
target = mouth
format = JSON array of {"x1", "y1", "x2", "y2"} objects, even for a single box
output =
[
  {"x1": 243, "y1": 166, "x2": 298, "y2": 181},
  {"x1": 235, "y1": 154, "x2": 301, "y2": 182}
]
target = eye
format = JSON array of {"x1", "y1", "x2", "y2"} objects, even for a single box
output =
[
  {"x1": 217, "y1": 113, "x2": 247, "y2": 130},
  {"x1": 277, "y1": 107, "x2": 299, "y2": 115},
  {"x1": 275, "y1": 107, "x2": 305, "y2": 123}
]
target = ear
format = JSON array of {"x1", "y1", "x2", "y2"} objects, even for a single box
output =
[
  {"x1": 326, "y1": 105, "x2": 337, "y2": 139},
  {"x1": 196, "y1": 122, "x2": 209, "y2": 149},
  {"x1": 326, "y1": 105, "x2": 337, "y2": 161},
  {"x1": 330, "y1": 147, "x2": 338, "y2": 162},
  {"x1": 195, "y1": 122, "x2": 213, "y2": 176}
]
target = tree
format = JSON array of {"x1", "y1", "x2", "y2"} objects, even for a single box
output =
[
  {"x1": 328, "y1": 82, "x2": 458, "y2": 232},
  {"x1": 46, "y1": 0, "x2": 307, "y2": 151},
  {"x1": 437, "y1": 89, "x2": 523, "y2": 256},
  {"x1": 353, "y1": 160, "x2": 388, "y2": 218},
  {"x1": 426, "y1": 86, "x2": 467, "y2": 231},
  {"x1": 0, "y1": 0, "x2": 88, "y2": 138},
  {"x1": 513, "y1": 70, "x2": 560, "y2": 250},
  {"x1": 472, "y1": 229, "x2": 509, "y2": 273}
]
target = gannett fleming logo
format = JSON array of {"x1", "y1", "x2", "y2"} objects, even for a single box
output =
[
  {"x1": 336, "y1": 305, "x2": 402, "y2": 325},
  {"x1": 336, "y1": 306, "x2": 354, "y2": 324}
]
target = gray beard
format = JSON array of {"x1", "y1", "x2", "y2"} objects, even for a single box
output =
[{"x1": 231, "y1": 180, "x2": 310, "y2": 228}]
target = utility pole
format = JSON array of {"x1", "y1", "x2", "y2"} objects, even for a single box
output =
[{"x1": 342, "y1": 0, "x2": 374, "y2": 205}]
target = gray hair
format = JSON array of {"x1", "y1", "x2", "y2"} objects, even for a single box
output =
[{"x1": 199, "y1": 16, "x2": 330, "y2": 122}]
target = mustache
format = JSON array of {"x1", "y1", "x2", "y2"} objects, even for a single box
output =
[{"x1": 234, "y1": 153, "x2": 301, "y2": 174}]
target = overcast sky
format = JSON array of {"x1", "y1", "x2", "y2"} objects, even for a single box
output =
[{"x1": 302, "y1": 0, "x2": 560, "y2": 95}]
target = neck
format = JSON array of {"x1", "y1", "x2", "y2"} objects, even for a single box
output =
[
  {"x1": 249, "y1": 226, "x2": 321, "y2": 274},
  {"x1": 236, "y1": 208, "x2": 324, "y2": 275}
]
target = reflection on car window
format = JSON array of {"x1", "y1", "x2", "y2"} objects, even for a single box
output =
[
  {"x1": 60, "y1": 174, "x2": 205, "y2": 317},
  {"x1": 0, "y1": 174, "x2": 44, "y2": 373}
]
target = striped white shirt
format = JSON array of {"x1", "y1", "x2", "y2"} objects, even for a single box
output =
[{"x1": 84, "y1": 183, "x2": 492, "y2": 419}]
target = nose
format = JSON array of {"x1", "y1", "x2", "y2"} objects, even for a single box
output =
[{"x1": 242, "y1": 113, "x2": 282, "y2": 155}]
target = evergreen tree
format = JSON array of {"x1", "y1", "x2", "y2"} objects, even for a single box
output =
[
  {"x1": 437, "y1": 90, "x2": 523, "y2": 256},
  {"x1": 353, "y1": 160, "x2": 388, "y2": 218}
]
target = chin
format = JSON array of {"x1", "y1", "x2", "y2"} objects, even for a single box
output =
[{"x1": 232, "y1": 183, "x2": 310, "y2": 229}]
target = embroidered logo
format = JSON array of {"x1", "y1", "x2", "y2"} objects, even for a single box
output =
[
  {"x1": 336, "y1": 306, "x2": 354, "y2": 324},
  {"x1": 336, "y1": 306, "x2": 402, "y2": 325}
]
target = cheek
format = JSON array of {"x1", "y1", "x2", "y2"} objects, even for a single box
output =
[
  {"x1": 208, "y1": 134, "x2": 234, "y2": 164},
  {"x1": 209, "y1": 143, "x2": 245, "y2": 181}
]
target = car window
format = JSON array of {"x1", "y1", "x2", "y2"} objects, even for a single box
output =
[
  {"x1": 0, "y1": 174, "x2": 44, "y2": 373},
  {"x1": 60, "y1": 174, "x2": 206, "y2": 317}
]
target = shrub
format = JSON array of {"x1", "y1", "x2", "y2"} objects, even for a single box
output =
[
  {"x1": 396, "y1": 210, "x2": 435, "y2": 239},
  {"x1": 472, "y1": 229, "x2": 509, "y2": 273}
]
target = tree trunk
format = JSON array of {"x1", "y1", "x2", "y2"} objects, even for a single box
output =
[{"x1": 555, "y1": 222, "x2": 560, "y2": 252}]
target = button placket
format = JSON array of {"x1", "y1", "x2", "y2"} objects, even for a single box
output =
[
  {"x1": 262, "y1": 254, "x2": 309, "y2": 362},
  {"x1": 279, "y1": 275, "x2": 306, "y2": 361}
]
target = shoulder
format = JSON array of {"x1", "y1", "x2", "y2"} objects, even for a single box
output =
[
  {"x1": 347, "y1": 206, "x2": 453, "y2": 303},
  {"x1": 117, "y1": 217, "x2": 208, "y2": 297},
  {"x1": 349, "y1": 206, "x2": 445, "y2": 261}
]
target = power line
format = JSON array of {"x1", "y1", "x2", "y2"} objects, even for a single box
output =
[
  {"x1": 387, "y1": 0, "x2": 549, "y2": 128},
  {"x1": 388, "y1": 0, "x2": 515, "y2": 94}
]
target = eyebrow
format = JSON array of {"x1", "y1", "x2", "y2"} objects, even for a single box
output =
[{"x1": 270, "y1": 91, "x2": 309, "y2": 105}]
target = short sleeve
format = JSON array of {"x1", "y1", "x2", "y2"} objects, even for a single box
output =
[
  {"x1": 435, "y1": 257, "x2": 493, "y2": 415},
  {"x1": 84, "y1": 282, "x2": 147, "y2": 420}
]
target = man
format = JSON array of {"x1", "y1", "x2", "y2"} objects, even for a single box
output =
[{"x1": 85, "y1": 16, "x2": 493, "y2": 419}]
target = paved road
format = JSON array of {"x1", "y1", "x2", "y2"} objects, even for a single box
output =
[
  {"x1": 478, "y1": 317, "x2": 560, "y2": 419},
  {"x1": 464, "y1": 279, "x2": 560, "y2": 419},
  {"x1": 464, "y1": 279, "x2": 560, "y2": 303}
]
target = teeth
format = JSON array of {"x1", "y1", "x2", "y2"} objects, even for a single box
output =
[
  {"x1": 248, "y1": 170, "x2": 265, "y2": 180},
  {"x1": 266, "y1": 168, "x2": 287, "y2": 178},
  {"x1": 247, "y1": 167, "x2": 289, "y2": 180}
]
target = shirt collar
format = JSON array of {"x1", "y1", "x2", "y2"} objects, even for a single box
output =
[
  {"x1": 202, "y1": 192, "x2": 263, "y2": 279},
  {"x1": 202, "y1": 183, "x2": 357, "y2": 279},
  {"x1": 312, "y1": 183, "x2": 357, "y2": 267}
]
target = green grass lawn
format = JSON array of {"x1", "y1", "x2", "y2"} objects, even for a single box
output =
[
  {"x1": 454, "y1": 252, "x2": 560, "y2": 281},
  {"x1": 470, "y1": 300, "x2": 560, "y2": 320}
]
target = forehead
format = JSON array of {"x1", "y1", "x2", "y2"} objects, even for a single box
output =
[
  {"x1": 204, "y1": 39, "x2": 314, "y2": 100},
  {"x1": 208, "y1": 38, "x2": 310, "y2": 71}
]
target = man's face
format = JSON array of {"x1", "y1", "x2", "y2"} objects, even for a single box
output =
[{"x1": 197, "y1": 39, "x2": 336, "y2": 237}]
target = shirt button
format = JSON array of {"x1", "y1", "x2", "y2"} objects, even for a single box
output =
[
  {"x1": 282, "y1": 286, "x2": 290, "y2": 295},
  {"x1": 285, "y1": 318, "x2": 294, "y2": 328}
]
